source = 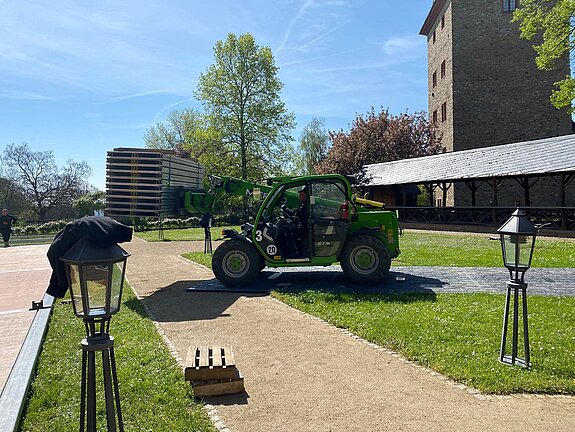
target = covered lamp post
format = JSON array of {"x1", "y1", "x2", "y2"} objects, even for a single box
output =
[
  {"x1": 61, "y1": 237, "x2": 130, "y2": 432},
  {"x1": 497, "y1": 208, "x2": 538, "y2": 369}
]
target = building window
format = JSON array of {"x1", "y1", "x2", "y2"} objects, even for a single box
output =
[
  {"x1": 432, "y1": 71, "x2": 437, "y2": 88},
  {"x1": 503, "y1": 0, "x2": 517, "y2": 12},
  {"x1": 433, "y1": 109, "x2": 438, "y2": 124},
  {"x1": 441, "y1": 102, "x2": 447, "y2": 122},
  {"x1": 441, "y1": 60, "x2": 446, "y2": 78},
  {"x1": 433, "y1": 30, "x2": 436, "y2": 43},
  {"x1": 441, "y1": 14, "x2": 445, "y2": 29}
]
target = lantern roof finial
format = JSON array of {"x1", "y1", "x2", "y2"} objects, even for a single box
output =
[{"x1": 497, "y1": 209, "x2": 538, "y2": 236}]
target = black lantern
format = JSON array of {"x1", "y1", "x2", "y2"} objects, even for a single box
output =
[
  {"x1": 62, "y1": 237, "x2": 129, "y2": 320},
  {"x1": 497, "y1": 209, "x2": 537, "y2": 282},
  {"x1": 497, "y1": 209, "x2": 538, "y2": 369},
  {"x1": 61, "y1": 237, "x2": 130, "y2": 432}
]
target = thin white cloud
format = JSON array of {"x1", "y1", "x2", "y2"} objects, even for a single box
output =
[
  {"x1": 0, "y1": 90, "x2": 51, "y2": 100},
  {"x1": 276, "y1": 0, "x2": 315, "y2": 55},
  {"x1": 278, "y1": 22, "x2": 349, "y2": 61},
  {"x1": 381, "y1": 35, "x2": 425, "y2": 58},
  {"x1": 98, "y1": 89, "x2": 174, "y2": 105},
  {"x1": 279, "y1": 46, "x2": 367, "y2": 68},
  {"x1": 0, "y1": 1, "x2": 203, "y2": 98},
  {"x1": 152, "y1": 98, "x2": 196, "y2": 124}
]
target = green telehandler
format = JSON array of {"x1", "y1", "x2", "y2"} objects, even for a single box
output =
[{"x1": 183, "y1": 174, "x2": 400, "y2": 286}]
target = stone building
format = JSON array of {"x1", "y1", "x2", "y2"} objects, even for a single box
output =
[{"x1": 420, "y1": 0, "x2": 572, "y2": 206}]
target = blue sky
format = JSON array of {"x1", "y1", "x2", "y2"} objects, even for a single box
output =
[{"x1": 0, "y1": 0, "x2": 432, "y2": 190}]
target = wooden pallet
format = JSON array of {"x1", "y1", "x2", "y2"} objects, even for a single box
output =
[{"x1": 185, "y1": 345, "x2": 244, "y2": 397}]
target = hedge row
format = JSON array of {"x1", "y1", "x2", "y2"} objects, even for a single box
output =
[
  {"x1": 12, "y1": 214, "x2": 243, "y2": 236},
  {"x1": 136, "y1": 217, "x2": 201, "y2": 230},
  {"x1": 13, "y1": 220, "x2": 68, "y2": 236}
]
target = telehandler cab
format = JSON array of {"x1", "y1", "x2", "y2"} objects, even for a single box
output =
[{"x1": 184, "y1": 174, "x2": 400, "y2": 286}]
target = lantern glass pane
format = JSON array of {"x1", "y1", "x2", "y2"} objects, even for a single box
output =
[
  {"x1": 68, "y1": 264, "x2": 85, "y2": 316},
  {"x1": 109, "y1": 263, "x2": 124, "y2": 314},
  {"x1": 518, "y1": 235, "x2": 534, "y2": 268},
  {"x1": 502, "y1": 234, "x2": 533, "y2": 269},
  {"x1": 83, "y1": 264, "x2": 111, "y2": 317},
  {"x1": 502, "y1": 234, "x2": 516, "y2": 267}
]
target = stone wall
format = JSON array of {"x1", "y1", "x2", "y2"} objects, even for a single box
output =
[
  {"x1": 451, "y1": 0, "x2": 571, "y2": 153},
  {"x1": 427, "y1": 0, "x2": 454, "y2": 153}
]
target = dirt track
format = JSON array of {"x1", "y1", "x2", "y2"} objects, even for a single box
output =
[{"x1": 123, "y1": 237, "x2": 575, "y2": 432}]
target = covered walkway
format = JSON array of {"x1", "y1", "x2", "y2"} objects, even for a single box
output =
[{"x1": 365, "y1": 134, "x2": 575, "y2": 230}]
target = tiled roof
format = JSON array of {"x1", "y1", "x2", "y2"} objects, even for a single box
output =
[{"x1": 364, "y1": 134, "x2": 575, "y2": 186}]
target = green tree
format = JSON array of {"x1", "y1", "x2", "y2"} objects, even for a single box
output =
[
  {"x1": 513, "y1": 0, "x2": 575, "y2": 112},
  {"x1": 144, "y1": 108, "x2": 206, "y2": 154},
  {"x1": 2, "y1": 143, "x2": 91, "y2": 220},
  {"x1": 144, "y1": 108, "x2": 235, "y2": 179},
  {"x1": 316, "y1": 109, "x2": 443, "y2": 182},
  {"x1": 73, "y1": 190, "x2": 105, "y2": 217},
  {"x1": 295, "y1": 117, "x2": 330, "y2": 175},
  {"x1": 195, "y1": 33, "x2": 295, "y2": 181}
]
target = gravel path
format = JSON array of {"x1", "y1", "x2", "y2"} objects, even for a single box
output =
[{"x1": 123, "y1": 237, "x2": 575, "y2": 432}]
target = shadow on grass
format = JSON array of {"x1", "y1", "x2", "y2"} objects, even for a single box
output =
[
  {"x1": 123, "y1": 268, "x2": 444, "y2": 323},
  {"x1": 183, "y1": 268, "x2": 443, "y2": 297}
]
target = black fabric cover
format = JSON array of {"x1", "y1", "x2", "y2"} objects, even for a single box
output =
[{"x1": 46, "y1": 216, "x2": 133, "y2": 298}]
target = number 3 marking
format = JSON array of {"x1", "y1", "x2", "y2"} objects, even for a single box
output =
[{"x1": 255, "y1": 230, "x2": 263, "y2": 242}]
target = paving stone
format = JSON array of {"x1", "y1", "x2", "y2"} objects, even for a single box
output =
[
  {"x1": 186, "y1": 265, "x2": 575, "y2": 297},
  {"x1": 0, "y1": 245, "x2": 51, "y2": 393}
]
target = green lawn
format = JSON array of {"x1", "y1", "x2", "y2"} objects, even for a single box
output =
[
  {"x1": 136, "y1": 226, "x2": 241, "y2": 242},
  {"x1": 20, "y1": 288, "x2": 216, "y2": 432},
  {"x1": 393, "y1": 230, "x2": 574, "y2": 267}
]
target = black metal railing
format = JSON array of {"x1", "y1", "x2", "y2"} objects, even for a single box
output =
[{"x1": 391, "y1": 206, "x2": 575, "y2": 231}]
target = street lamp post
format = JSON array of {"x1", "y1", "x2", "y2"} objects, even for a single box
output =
[
  {"x1": 497, "y1": 208, "x2": 538, "y2": 369},
  {"x1": 61, "y1": 237, "x2": 130, "y2": 432}
]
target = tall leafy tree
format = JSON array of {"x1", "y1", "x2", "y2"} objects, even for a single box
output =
[
  {"x1": 295, "y1": 117, "x2": 330, "y2": 175},
  {"x1": 513, "y1": 0, "x2": 575, "y2": 112},
  {"x1": 316, "y1": 109, "x2": 443, "y2": 181},
  {"x1": 2, "y1": 143, "x2": 91, "y2": 220},
  {"x1": 144, "y1": 108, "x2": 235, "y2": 179},
  {"x1": 195, "y1": 33, "x2": 295, "y2": 181}
]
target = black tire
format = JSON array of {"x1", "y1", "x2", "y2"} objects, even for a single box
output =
[
  {"x1": 212, "y1": 240, "x2": 262, "y2": 286},
  {"x1": 340, "y1": 235, "x2": 391, "y2": 284}
]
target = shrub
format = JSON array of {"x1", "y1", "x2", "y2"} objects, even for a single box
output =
[
  {"x1": 12, "y1": 219, "x2": 68, "y2": 236},
  {"x1": 37, "y1": 220, "x2": 67, "y2": 234},
  {"x1": 24, "y1": 225, "x2": 38, "y2": 235}
]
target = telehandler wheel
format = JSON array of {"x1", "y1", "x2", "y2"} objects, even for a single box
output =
[
  {"x1": 340, "y1": 235, "x2": 391, "y2": 284},
  {"x1": 212, "y1": 240, "x2": 262, "y2": 286}
]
